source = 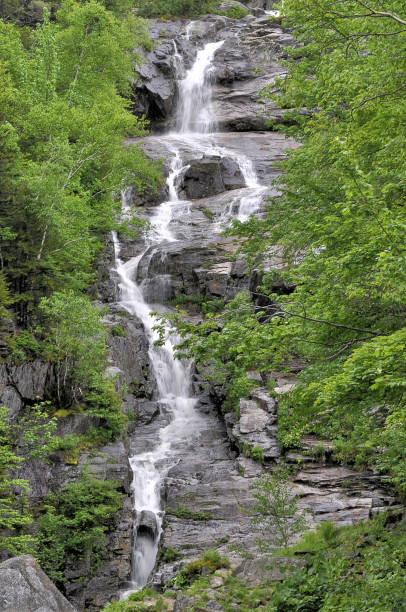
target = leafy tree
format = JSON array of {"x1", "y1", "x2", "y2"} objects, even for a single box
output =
[
  {"x1": 0, "y1": 2, "x2": 159, "y2": 322},
  {"x1": 166, "y1": 0, "x2": 406, "y2": 491},
  {"x1": 39, "y1": 291, "x2": 107, "y2": 403},
  {"x1": 36, "y1": 473, "x2": 123, "y2": 584},
  {"x1": 251, "y1": 466, "x2": 308, "y2": 550},
  {"x1": 0, "y1": 406, "x2": 34, "y2": 555},
  {"x1": 135, "y1": 0, "x2": 213, "y2": 18}
]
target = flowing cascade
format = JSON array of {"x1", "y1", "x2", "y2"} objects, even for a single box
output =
[
  {"x1": 114, "y1": 32, "x2": 268, "y2": 595},
  {"x1": 113, "y1": 39, "x2": 226, "y2": 594},
  {"x1": 176, "y1": 41, "x2": 224, "y2": 133}
]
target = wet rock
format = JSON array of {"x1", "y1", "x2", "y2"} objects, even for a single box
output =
[
  {"x1": 219, "y1": 157, "x2": 246, "y2": 190},
  {"x1": 180, "y1": 156, "x2": 244, "y2": 200},
  {"x1": 138, "y1": 510, "x2": 159, "y2": 537},
  {"x1": 0, "y1": 555, "x2": 77, "y2": 612},
  {"x1": 181, "y1": 157, "x2": 225, "y2": 199}
]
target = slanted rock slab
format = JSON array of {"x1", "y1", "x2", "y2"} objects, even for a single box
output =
[{"x1": 0, "y1": 555, "x2": 78, "y2": 612}]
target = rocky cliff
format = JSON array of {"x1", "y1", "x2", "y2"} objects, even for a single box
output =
[{"x1": 0, "y1": 4, "x2": 401, "y2": 611}]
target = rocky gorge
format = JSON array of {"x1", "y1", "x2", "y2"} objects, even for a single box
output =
[{"x1": 0, "y1": 2, "x2": 403, "y2": 611}]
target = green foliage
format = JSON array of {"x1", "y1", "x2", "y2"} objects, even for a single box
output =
[
  {"x1": 174, "y1": 549, "x2": 229, "y2": 588},
  {"x1": 0, "y1": 406, "x2": 34, "y2": 555},
  {"x1": 110, "y1": 325, "x2": 127, "y2": 337},
  {"x1": 170, "y1": 292, "x2": 204, "y2": 306},
  {"x1": 251, "y1": 465, "x2": 308, "y2": 549},
  {"x1": 14, "y1": 401, "x2": 58, "y2": 460},
  {"x1": 202, "y1": 207, "x2": 214, "y2": 220},
  {"x1": 243, "y1": 442, "x2": 265, "y2": 464},
  {"x1": 0, "y1": 2, "x2": 159, "y2": 322},
  {"x1": 155, "y1": 291, "x2": 278, "y2": 412},
  {"x1": 135, "y1": 0, "x2": 214, "y2": 18},
  {"x1": 215, "y1": 5, "x2": 249, "y2": 19},
  {"x1": 166, "y1": 505, "x2": 212, "y2": 521},
  {"x1": 161, "y1": 545, "x2": 182, "y2": 562},
  {"x1": 269, "y1": 515, "x2": 406, "y2": 611},
  {"x1": 0, "y1": 271, "x2": 12, "y2": 318},
  {"x1": 102, "y1": 587, "x2": 168, "y2": 612},
  {"x1": 163, "y1": 0, "x2": 406, "y2": 491},
  {"x1": 6, "y1": 329, "x2": 41, "y2": 362},
  {"x1": 36, "y1": 473, "x2": 123, "y2": 584}
]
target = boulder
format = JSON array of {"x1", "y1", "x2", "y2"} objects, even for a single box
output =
[
  {"x1": 233, "y1": 557, "x2": 305, "y2": 586},
  {"x1": 0, "y1": 555, "x2": 77, "y2": 612},
  {"x1": 181, "y1": 157, "x2": 225, "y2": 199},
  {"x1": 138, "y1": 510, "x2": 159, "y2": 538},
  {"x1": 180, "y1": 156, "x2": 245, "y2": 200}
]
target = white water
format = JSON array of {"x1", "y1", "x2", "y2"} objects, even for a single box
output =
[
  {"x1": 114, "y1": 187, "x2": 203, "y2": 592},
  {"x1": 115, "y1": 31, "x2": 268, "y2": 595},
  {"x1": 176, "y1": 41, "x2": 224, "y2": 133}
]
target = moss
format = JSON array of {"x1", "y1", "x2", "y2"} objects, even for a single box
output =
[
  {"x1": 166, "y1": 505, "x2": 213, "y2": 520},
  {"x1": 110, "y1": 325, "x2": 127, "y2": 337},
  {"x1": 161, "y1": 546, "x2": 182, "y2": 562}
]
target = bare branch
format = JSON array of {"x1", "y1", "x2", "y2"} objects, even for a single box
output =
[
  {"x1": 351, "y1": 84, "x2": 406, "y2": 111},
  {"x1": 48, "y1": 236, "x2": 93, "y2": 255}
]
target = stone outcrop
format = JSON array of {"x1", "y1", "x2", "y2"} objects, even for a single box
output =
[
  {"x1": 179, "y1": 156, "x2": 245, "y2": 199},
  {"x1": 225, "y1": 388, "x2": 281, "y2": 460},
  {"x1": 0, "y1": 555, "x2": 77, "y2": 612}
]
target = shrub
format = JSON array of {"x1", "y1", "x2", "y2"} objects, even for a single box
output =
[
  {"x1": 174, "y1": 550, "x2": 229, "y2": 587},
  {"x1": 36, "y1": 473, "x2": 123, "y2": 585},
  {"x1": 251, "y1": 466, "x2": 308, "y2": 550},
  {"x1": 217, "y1": 6, "x2": 249, "y2": 19},
  {"x1": 111, "y1": 325, "x2": 127, "y2": 337},
  {"x1": 135, "y1": 0, "x2": 213, "y2": 18}
]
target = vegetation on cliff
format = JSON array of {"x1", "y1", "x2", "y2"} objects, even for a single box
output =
[
  {"x1": 0, "y1": 0, "x2": 158, "y2": 428},
  {"x1": 167, "y1": 0, "x2": 406, "y2": 495},
  {"x1": 106, "y1": 515, "x2": 406, "y2": 611},
  {"x1": 134, "y1": 0, "x2": 249, "y2": 19},
  {"x1": 0, "y1": 0, "x2": 157, "y2": 566}
]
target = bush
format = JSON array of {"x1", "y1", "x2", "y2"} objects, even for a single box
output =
[
  {"x1": 217, "y1": 6, "x2": 249, "y2": 19},
  {"x1": 174, "y1": 550, "x2": 229, "y2": 587},
  {"x1": 36, "y1": 473, "x2": 123, "y2": 585},
  {"x1": 135, "y1": 0, "x2": 213, "y2": 18},
  {"x1": 269, "y1": 516, "x2": 406, "y2": 612}
]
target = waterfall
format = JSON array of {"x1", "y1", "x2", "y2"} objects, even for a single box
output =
[
  {"x1": 114, "y1": 30, "x2": 268, "y2": 596},
  {"x1": 176, "y1": 41, "x2": 224, "y2": 134},
  {"x1": 114, "y1": 39, "x2": 225, "y2": 596}
]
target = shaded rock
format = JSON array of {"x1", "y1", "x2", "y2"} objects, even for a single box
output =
[
  {"x1": 0, "y1": 555, "x2": 77, "y2": 612},
  {"x1": 180, "y1": 157, "x2": 226, "y2": 199},
  {"x1": 219, "y1": 157, "x2": 246, "y2": 190},
  {"x1": 138, "y1": 510, "x2": 159, "y2": 538}
]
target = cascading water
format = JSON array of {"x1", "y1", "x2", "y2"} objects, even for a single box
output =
[
  {"x1": 114, "y1": 29, "x2": 269, "y2": 595},
  {"x1": 176, "y1": 41, "x2": 224, "y2": 134},
  {"x1": 114, "y1": 39, "x2": 227, "y2": 596}
]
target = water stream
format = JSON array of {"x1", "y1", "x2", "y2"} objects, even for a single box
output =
[{"x1": 113, "y1": 32, "x2": 267, "y2": 594}]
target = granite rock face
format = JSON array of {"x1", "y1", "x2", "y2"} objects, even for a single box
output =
[
  {"x1": 0, "y1": 555, "x2": 77, "y2": 612},
  {"x1": 0, "y1": 7, "x2": 402, "y2": 611},
  {"x1": 133, "y1": 12, "x2": 296, "y2": 132}
]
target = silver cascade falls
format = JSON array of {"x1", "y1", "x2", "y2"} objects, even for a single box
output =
[{"x1": 113, "y1": 32, "x2": 268, "y2": 595}]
